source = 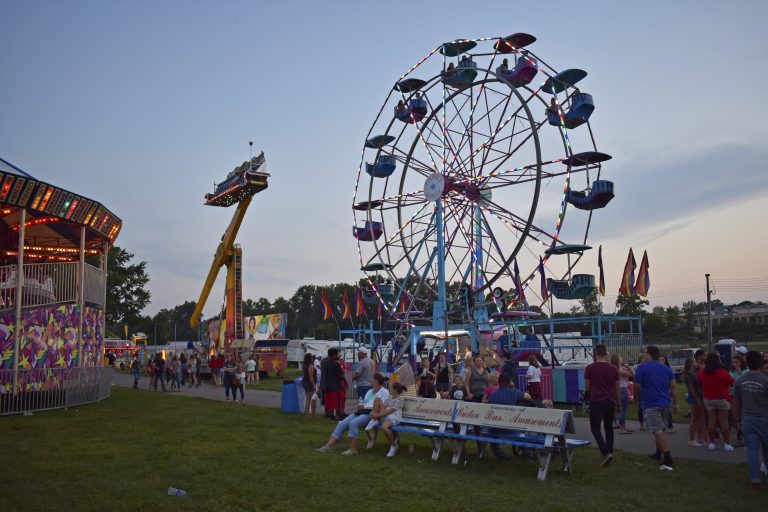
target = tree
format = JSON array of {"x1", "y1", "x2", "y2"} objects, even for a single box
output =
[
  {"x1": 664, "y1": 306, "x2": 681, "y2": 331},
  {"x1": 615, "y1": 293, "x2": 649, "y2": 317},
  {"x1": 94, "y1": 246, "x2": 150, "y2": 330},
  {"x1": 579, "y1": 289, "x2": 603, "y2": 316},
  {"x1": 643, "y1": 313, "x2": 665, "y2": 336}
]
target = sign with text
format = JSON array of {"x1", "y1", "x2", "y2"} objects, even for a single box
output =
[
  {"x1": 403, "y1": 397, "x2": 574, "y2": 435},
  {"x1": 402, "y1": 397, "x2": 456, "y2": 422},
  {"x1": 455, "y1": 402, "x2": 572, "y2": 435}
]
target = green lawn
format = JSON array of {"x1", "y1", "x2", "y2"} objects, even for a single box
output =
[
  {"x1": 0, "y1": 388, "x2": 763, "y2": 511},
  {"x1": 247, "y1": 368, "x2": 302, "y2": 392}
]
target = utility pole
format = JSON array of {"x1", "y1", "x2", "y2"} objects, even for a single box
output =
[{"x1": 705, "y1": 273, "x2": 712, "y2": 352}]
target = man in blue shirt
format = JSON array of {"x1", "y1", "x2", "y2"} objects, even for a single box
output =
[
  {"x1": 487, "y1": 373, "x2": 531, "y2": 459},
  {"x1": 633, "y1": 346, "x2": 679, "y2": 471},
  {"x1": 496, "y1": 330, "x2": 510, "y2": 358}
]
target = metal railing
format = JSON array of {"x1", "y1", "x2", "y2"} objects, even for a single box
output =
[
  {"x1": 0, "y1": 366, "x2": 113, "y2": 416},
  {"x1": 83, "y1": 262, "x2": 106, "y2": 305},
  {"x1": 0, "y1": 261, "x2": 94, "y2": 310}
]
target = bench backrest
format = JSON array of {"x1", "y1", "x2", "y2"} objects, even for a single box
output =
[{"x1": 402, "y1": 397, "x2": 575, "y2": 436}]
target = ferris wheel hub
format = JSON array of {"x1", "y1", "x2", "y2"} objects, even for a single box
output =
[{"x1": 424, "y1": 173, "x2": 450, "y2": 201}]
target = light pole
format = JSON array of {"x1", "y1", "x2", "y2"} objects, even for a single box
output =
[{"x1": 705, "y1": 273, "x2": 712, "y2": 352}]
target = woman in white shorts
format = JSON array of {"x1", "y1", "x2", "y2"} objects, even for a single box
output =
[{"x1": 365, "y1": 382, "x2": 406, "y2": 457}]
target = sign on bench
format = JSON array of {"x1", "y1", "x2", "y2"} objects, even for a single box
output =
[
  {"x1": 402, "y1": 397, "x2": 575, "y2": 436},
  {"x1": 398, "y1": 397, "x2": 584, "y2": 480}
]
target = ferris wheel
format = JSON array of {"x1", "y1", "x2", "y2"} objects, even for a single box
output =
[{"x1": 352, "y1": 33, "x2": 614, "y2": 329}]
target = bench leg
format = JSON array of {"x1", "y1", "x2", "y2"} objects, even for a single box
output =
[
  {"x1": 451, "y1": 439, "x2": 466, "y2": 465},
  {"x1": 561, "y1": 447, "x2": 574, "y2": 473},
  {"x1": 431, "y1": 437, "x2": 444, "y2": 461},
  {"x1": 537, "y1": 451, "x2": 553, "y2": 481},
  {"x1": 451, "y1": 425, "x2": 468, "y2": 465}
]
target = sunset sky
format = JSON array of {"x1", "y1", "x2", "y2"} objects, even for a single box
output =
[{"x1": 2, "y1": 0, "x2": 766, "y2": 317}]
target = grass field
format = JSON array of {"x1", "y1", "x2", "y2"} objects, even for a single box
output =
[
  {"x1": 247, "y1": 368, "x2": 302, "y2": 392},
  {"x1": 0, "y1": 388, "x2": 763, "y2": 511}
]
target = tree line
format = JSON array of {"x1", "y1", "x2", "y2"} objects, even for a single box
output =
[{"x1": 104, "y1": 246, "x2": 766, "y2": 344}]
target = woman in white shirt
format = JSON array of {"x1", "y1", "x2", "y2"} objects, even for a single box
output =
[{"x1": 526, "y1": 355, "x2": 542, "y2": 401}]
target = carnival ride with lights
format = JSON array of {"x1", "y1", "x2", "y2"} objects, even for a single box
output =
[
  {"x1": 0, "y1": 156, "x2": 120, "y2": 413},
  {"x1": 352, "y1": 33, "x2": 618, "y2": 367},
  {"x1": 189, "y1": 152, "x2": 269, "y2": 350}
]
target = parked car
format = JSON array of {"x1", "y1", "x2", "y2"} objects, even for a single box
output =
[{"x1": 668, "y1": 347, "x2": 701, "y2": 380}]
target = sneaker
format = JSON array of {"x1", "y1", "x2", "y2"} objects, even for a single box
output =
[
  {"x1": 601, "y1": 453, "x2": 613, "y2": 467},
  {"x1": 387, "y1": 445, "x2": 398, "y2": 458},
  {"x1": 760, "y1": 463, "x2": 767, "y2": 476},
  {"x1": 225, "y1": 398, "x2": 230, "y2": 402},
  {"x1": 707, "y1": 443, "x2": 716, "y2": 450},
  {"x1": 649, "y1": 451, "x2": 662, "y2": 461},
  {"x1": 341, "y1": 448, "x2": 358, "y2": 456},
  {"x1": 688, "y1": 440, "x2": 703, "y2": 447},
  {"x1": 364, "y1": 419, "x2": 378, "y2": 431},
  {"x1": 659, "y1": 464, "x2": 674, "y2": 471},
  {"x1": 366, "y1": 438, "x2": 375, "y2": 449},
  {"x1": 316, "y1": 446, "x2": 332, "y2": 453},
  {"x1": 724, "y1": 444, "x2": 734, "y2": 452}
]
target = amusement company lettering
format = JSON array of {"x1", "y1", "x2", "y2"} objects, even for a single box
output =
[{"x1": 403, "y1": 398, "x2": 568, "y2": 435}]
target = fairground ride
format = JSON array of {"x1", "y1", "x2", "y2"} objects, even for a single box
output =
[
  {"x1": 189, "y1": 151, "x2": 269, "y2": 351},
  {"x1": 352, "y1": 33, "x2": 616, "y2": 366}
]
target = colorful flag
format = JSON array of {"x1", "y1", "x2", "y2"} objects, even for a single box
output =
[
  {"x1": 354, "y1": 288, "x2": 366, "y2": 317},
  {"x1": 514, "y1": 258, "x2": 525, "y2": 304},
  {"x1": 342, "y1": 291, "x2": 351, "y2": 320},
  {"x1": 321, "y1": 289, "x2": 333, "y2": 321},
  {"x1": 538, "y1": 256, "x2": 548, "y2": 301},
  {"x1": 598, "y1": 245, "x2": 606, "y2": 297},
  {"x1": 618, "y1": 248, "x2": 636, "y2": 297},
  {"x1": 634, "y1": 250, "x2": 650, "y2": 297}
]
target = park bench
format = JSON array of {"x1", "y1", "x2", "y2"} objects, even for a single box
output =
[{"x1": 391, "y1": 397, "x2": 589, "y2": 480}]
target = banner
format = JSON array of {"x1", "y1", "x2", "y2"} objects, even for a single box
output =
[
  {"x1": 401, "y1": 397, "x2": 574, "y2": 435},
  {"x1": 206, "y1": 312, "x2": 288, "y2": 346}
]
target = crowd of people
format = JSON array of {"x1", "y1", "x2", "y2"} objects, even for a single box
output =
[
  {"x1": 313, "y1": 343, "x2": 552, "y2": 460},
  {"x1": 129, "y1": 350, "x2": 262, "y2": 404},
  {"x1": 310, "y1": 342, "x2": 768, "y2": 488},
  {"x1": 579, "y1": 343, "x2": 768, "y2": 485}
]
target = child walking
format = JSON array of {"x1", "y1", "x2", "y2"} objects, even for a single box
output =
[{"x1": 365, "y1": 383, "x2": 406, "y2": 457}]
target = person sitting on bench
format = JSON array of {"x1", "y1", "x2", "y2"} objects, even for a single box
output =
[
  {"x1": 487, "y1": 373, "x2": 531, "y2": 459},
  {"x1": 316, "y1": 373, "x2": 389, "y2": 456}
]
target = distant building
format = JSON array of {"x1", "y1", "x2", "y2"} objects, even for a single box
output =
[{"x1": 692, "y1": 304, "x2": 768, "y2": 333}]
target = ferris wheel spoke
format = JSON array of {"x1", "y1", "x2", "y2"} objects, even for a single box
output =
[
  {"x1": 391, "y1": 146, "x2": 437, "y2": 178},
  {"x1": 423, "y1": 116, "x2": 473, "y2": 179},
  {"x1": 478, "y1": 211, "x2": 519, "y2": 285},
  {"x1": 481, "y1": 200, "x2": 557, "y2": 246}
]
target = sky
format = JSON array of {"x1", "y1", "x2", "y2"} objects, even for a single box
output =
[{"x1": 2, "y1": 0, "x2": 767, "y2": 318}]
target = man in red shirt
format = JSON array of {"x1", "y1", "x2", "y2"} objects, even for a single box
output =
[{"x1": 585, "y1": 344, "x2": 621, "y2": 467}]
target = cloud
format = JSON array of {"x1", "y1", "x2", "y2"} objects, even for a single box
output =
[{"x1": 592, "y1": 142, "x2": 768, "y2": 240}]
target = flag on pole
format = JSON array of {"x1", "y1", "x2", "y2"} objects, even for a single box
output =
[
  {"x1": 354, "y1": 288, "x2": 366, "y2": 317},
  {"x1": 538, "y1": 256, "x2": 548, "y2": 301},
  {"x1": 321, "y1": 289, "x2": 333, "y2": 321},
  {"x1": 619, "y1": 248, "x2": 636, "y2": 296},
  {"x1": 634, "y1": 250, "x2": 650, "y2": 297},
  {"x1": 342, "y1": 291, "x2": 351, "y2": 320},
  {"x1": 598, "y1": 245, "x2": 606, "y2": 296},
  {"x1": 514, "y1": 259, "x2": 525, "y2": 303}
]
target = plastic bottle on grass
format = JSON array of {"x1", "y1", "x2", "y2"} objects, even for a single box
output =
[{"x1": 167, "y1": 487, "x2": 187, "y2": 496}]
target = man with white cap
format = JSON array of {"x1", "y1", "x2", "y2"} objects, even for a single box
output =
[
  {"x1": 354, "y1": 347, "x2": 375, "y2": 399},
  {"x1": 737, "y1": 346, "x2": 748, "y2": 356}
]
